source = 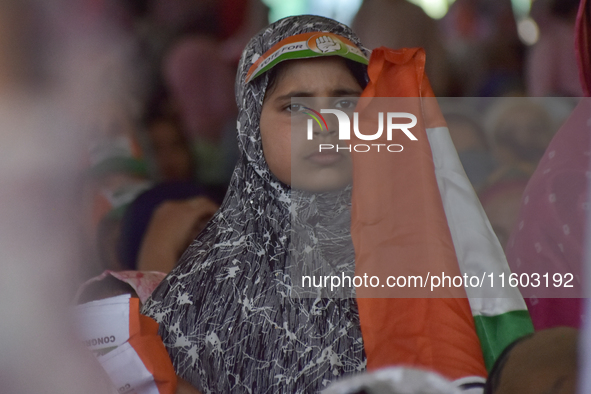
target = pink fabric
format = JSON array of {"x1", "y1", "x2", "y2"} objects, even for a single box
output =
[
  {"x1": 576, "y1": 0, "x2": 591, "y2": 96},
  {"x1": 75, "y1": 270, "x2": 166, "y2": 304},
  {"x1": 505, "y1": 99, "x2": 591, "y2": 330}
]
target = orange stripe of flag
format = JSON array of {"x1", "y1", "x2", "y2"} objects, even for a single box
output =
[{"x1": 351, "y1": 46, "x2": 487, "y2": 380}]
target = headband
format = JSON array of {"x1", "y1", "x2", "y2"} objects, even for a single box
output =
[{"x1": 245, "y1": 31, "x2": 369, "y2": 83}]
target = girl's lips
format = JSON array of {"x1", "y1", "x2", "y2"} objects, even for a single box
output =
[{"x1": 306, "y1": 151, "x2": 344, "y2": 165}]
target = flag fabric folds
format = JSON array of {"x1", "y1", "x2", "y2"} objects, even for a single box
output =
[{"x1": 351, "y1": 47, "x2": 534, "y2": 381}]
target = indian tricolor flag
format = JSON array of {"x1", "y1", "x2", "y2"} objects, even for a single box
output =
[{"x1": 350, "y1": 47, "x2": 534, "y2": 386}]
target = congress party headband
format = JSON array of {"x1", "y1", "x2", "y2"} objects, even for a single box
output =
[{"x1": 245, "y1": 31, "x2": 369, "y2": 84}]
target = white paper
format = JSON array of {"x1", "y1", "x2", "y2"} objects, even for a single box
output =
[
  {"x1": 98, "y1": 342, "x2": 160, "y2": 394},
  {"x1": 74, "y1": 295, "x2": 134, "y2": 352}
]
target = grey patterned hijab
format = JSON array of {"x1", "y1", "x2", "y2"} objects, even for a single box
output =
[{"x1": 142, "y1": 15, "x2": 370, "y2": 393}]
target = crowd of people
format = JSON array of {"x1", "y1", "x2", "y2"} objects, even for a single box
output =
[
  {"x1": 1, "y1": 0, "x2": 590, "y2": 393},
  {"x1": 76, "y1": 0, "x2": 582, "y2": 282}
]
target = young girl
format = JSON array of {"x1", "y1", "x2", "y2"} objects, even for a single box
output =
[
  {"x1": 143, "y1": 12, "x2": 530, "y2": 393},
  {"x1": 143, "y1": 15, "x2": 371, "y2": 393}
]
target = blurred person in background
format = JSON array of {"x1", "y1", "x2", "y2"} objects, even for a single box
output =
[
  {"x1": 478, "y1": 98, "x2": 557, "y2": 251},
  {"x1": 161, "y1": 34, "x2": 239, "y2": 188},
  {"x1": 135, "y1": 194, "x2": 219, "y2": 273},
  {"x1": 73, "y1": 1, "x2": 155, "y2": 278},
  {"x1": 504, "y1": 0, "x2": 591, "y2": 332},
  {"x1": 92, "y1": 1, "x2": 268, "y2": 198},
  {"x1": 0, "y1": 0, "x2": 150, "y2": 392},
  {"x1": 0, "y1": 0, "x2": 210, "y2": 392},
  {"x1": 81, "y1": 126, "x2": 152, "y2": 277},
  {"x1": 118, "y1": 181, "x2": 219, "y2": 273},
  {"x1": 503, "y1": 97, "x2": 589, "y2": 331},
  {"x1": 441, "y1": 0, "x2": 525, "y2": 96},
  {"x1": 142, "y1": 87, "x2": 197, "y2": 183},
  {"x1": 352, "y1": 0, "x2": 450, "y2": 96},
  {"x1": 442, "y1": 103, "x2": 496, "y2": 191},
  {"x1": 579, "y1": 3, "x2": 591, "y2": 390},
  {"x1": 147, "y1": 0, "x2": 268, "y2": 191},
  {"x1": 146, "y1": 114, "x2": 195, "y2": 181},
  {"x1": 482, "y1": 98, "x2": 557, "y2": 186},
  {"x1": 142, "y1": 0, "x2": 268, "y2": 57},
  {"x1": 96, "y1": 210, "x2": 126, "y2": 271},
  {"x1": 479, "y1": 179, "x2": 528, "y2": 251},
  {"x1": 526, "y1": 0, "x2": 583, "y2": 97}
]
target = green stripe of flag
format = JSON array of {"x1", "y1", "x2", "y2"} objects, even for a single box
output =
[{"x1": 473, "y1": 310, "x2": 534, "y2": 371}]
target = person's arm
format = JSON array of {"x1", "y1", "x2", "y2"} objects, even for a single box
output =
[{"x1": 137, "y1": 197, "x2": 219, "y2": 273}]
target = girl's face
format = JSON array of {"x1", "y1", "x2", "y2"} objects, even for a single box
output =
[{"x1": 259, "y1": 56, "x2": 363, "y2": 192}]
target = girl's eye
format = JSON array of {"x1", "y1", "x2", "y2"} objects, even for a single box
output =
[
  {"x1": 335, "y1": 99, "x2": 357, "y2": 110},
  {"x1": 286, "y1": 103, "x2": 306, "y2": 113}
]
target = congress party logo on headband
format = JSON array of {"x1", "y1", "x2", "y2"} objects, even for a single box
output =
[
  {"x1": 245, "y1": 32, "x2": 369, "y2": 84},
  {"x1": 307, "y1": 33, "x2": 344, "y2": 55}
]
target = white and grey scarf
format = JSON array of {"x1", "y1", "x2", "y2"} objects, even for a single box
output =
[{"x1": 142, "y1": 15, "x2": 370, "y2": 393}]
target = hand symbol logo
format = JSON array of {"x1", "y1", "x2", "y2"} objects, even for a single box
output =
[{"x1": 315, "y1": 36, "x2": 340, "y2": 53}]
